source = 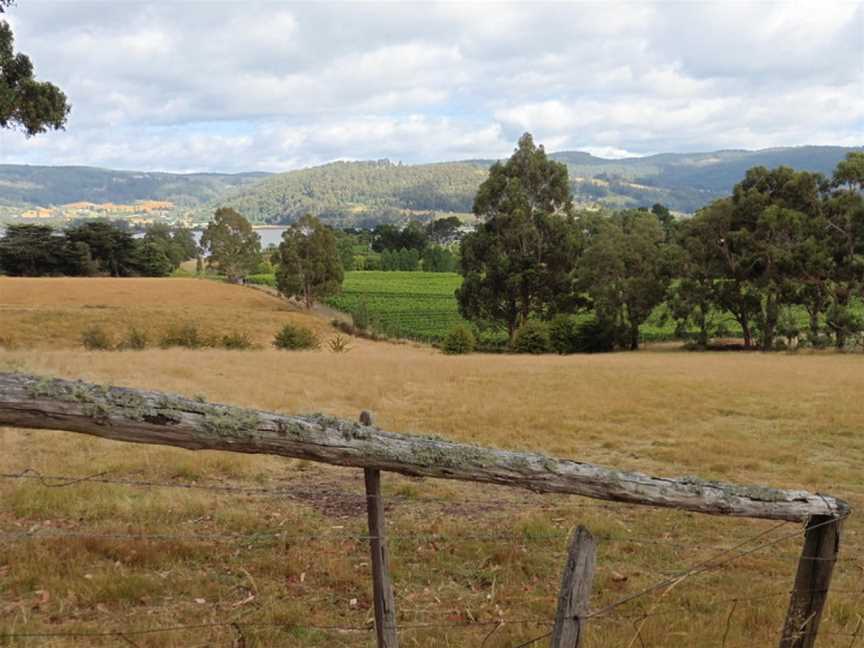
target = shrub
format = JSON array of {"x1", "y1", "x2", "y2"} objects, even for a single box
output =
[
  {"x1": 511, "y1": 320, "x2": 551, "y2": 354},
  {"x1": 571, "y1": 317, "x2": 616, "y2": 353},
  {"x1": 160, "y1": 323, "x2": 210, "y2": 349},
  {"x1": 120, "y1": 327, "x2": 148, "y2": 350},
  {"x1": 441, "y1": 324, "x2": 476, "y2": 355},
  {"x1": 220, "y1": 331, "x2": 255, "y2": 350},
  {"x1": 352, "y1": 299, "x2": 370, "y2": 331},
  {"x1": 81, "y1": 325, "x2": 114, "y2": 351},
  {"x1": 273, "y1": 323, "x2": 320, "y2": 350},
  {"x1": 549, "y1": 314, "x2": 581, "y2": 354},
  {"x1": 327, "y1": 334, "x2": 351, "y2": 353}
]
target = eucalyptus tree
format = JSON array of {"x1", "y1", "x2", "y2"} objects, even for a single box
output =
[{"x1": 457, "y1": 133, "x2": 580, "y2": 339}]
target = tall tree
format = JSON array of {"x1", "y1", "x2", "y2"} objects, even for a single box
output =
[
  {"x1": 200, "y1": 208, "x2": 261, "y2": 282},
  {"x1": 457, "y1": 133, "x2": 579, "y2": 339},
  {"x1": 578, "y1": 210, "x2": 675, "y2": 350},
  {"x1": 276, "y1": 214, "x2": 344, "y2": 308},
  {"x1": 0, "y1": 1, "x2": 70, "y2": 135}
]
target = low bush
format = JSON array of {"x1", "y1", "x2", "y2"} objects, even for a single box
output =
[
  {"x1": 81, "y1": 325, "x2": 114, "y2": 351},
  {"x1": 120, "y1": 327, "x2": 149, "y2": 350},
  {"x1": 572, "y1": 317, "x2": 616, "y2": 353},
  {"x1": 273, "y1": 323, "x2": 320, "y2": 350},
  {"x1": 441, "y1": 324, "x2": 476, "y2": 355},
  {"x1": 160, "y1": 323, "x2": 210, "y2": 349},
  {"x1": 511, "y1": 320, "x2": 551, "y2": 354},
  {"x1": 327, "y1": 334, "x2": 351, "y2": 353},
  {"x1": 549, "y1": 314, "x2": 581, "y2": 354},
  {"x1": 246, "y1": 273, "x2": 277, "y2": 288},
  {"x1": 220, "y1": 331, "x2": 255, "y2": 350},
  {"x1": 352, "y1": 299, "x2": 370, "y2": 331}
]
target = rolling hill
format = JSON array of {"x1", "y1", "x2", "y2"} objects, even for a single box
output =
[{"x1": 0, "y1": 146, "x2": 859, "y2": 227}]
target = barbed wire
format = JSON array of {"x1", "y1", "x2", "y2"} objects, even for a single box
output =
[{"x1": 0, "y1": 467, "x2": 856, "y2": 646}]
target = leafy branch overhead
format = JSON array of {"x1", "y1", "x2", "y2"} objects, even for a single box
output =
[{"x1": 0, "y1": 2, "x2": 70, "y2": 135}]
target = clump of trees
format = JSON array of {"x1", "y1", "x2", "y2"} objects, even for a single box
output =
[
  {"x1": 341, "y1": 218, "x2": 460, "y2": 272},
  {"x1": 457, "y1": 135, "x2": 864, "y2": 352},
  {"x1": 0, "y1": 220, "x2": 198, "y2": 277}
]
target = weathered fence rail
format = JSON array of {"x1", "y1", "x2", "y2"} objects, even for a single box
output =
[
  {"x1": 0, "y1": 373, "x2": 848, "y2": 522},
  {"x1": 0, "y1": 372, "x2": 851, "y2": 647}
]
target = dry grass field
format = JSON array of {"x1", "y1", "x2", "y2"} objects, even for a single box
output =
[{"x1": 1, "y1": 278, "x2": 862, "y2": 647}]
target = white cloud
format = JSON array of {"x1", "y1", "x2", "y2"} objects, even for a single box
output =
[{"x1": 0, "y1": 1, "x2": 859, "y2": 171}]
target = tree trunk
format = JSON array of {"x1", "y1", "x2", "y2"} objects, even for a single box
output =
[
  {"x1": 629, "y1": 320, "x2": 640, "y2": 351},
  {"x1": 697, "y1": 303, "x2": 709, "y2": 347},
  {"x1": 760, "y1": 294, "x2": 779, "y2": 352}
]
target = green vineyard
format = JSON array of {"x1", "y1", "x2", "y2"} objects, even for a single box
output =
[{"x1": 324, "y1": 271, "x2": 466, "y2": 342}]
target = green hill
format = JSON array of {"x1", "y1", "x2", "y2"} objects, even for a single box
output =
[
  {"x1": 0, "y1": 146, "x2": 859, "y2": 226},
  {"x1": 0, "y1": 165, "x2": 268, "y2": 209},
  {"x1": 201, "y1": 159, "x2": 488, "y2": 226}
]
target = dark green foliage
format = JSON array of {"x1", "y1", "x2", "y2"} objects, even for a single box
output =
[
  {"x1": 64, "y1": 221, "x2": 139, "y2": 277},
  {"x1": 273, "y1": 323, "x2": 320, "y2": 350},
  {"x1": 458, "y1": 133, "x2": 580, "y2": 340},
  {"x1": 381, "y1": 247, "x2": 420, "y2": 271},
  {"x1": 160, "y1": 323, "x2": 210, "y2": 349},
  {"x1": 422, "y1": 246, "x2": 456, "y2": 272},
  {"x1": 132, "y1": 239, "x2": 174, "y2": 277},
  {"x1": 141, "y1": 223, "x2": 198, "y2": 270},
  {"x1": 511, "y1": 320, "x2": 552, "y2": 354},
  {"x1": 276, "y1": 214, "x2": 344, "y2": 308},
  {"x1": 120, "y1": 328, "x2": 148, "y2": 350},
  {"x1": 577, "y1": 210, "x2": 675, "y2": 350},
  {"x1": 426, "y1": 216, "x2": 463, "y2": 244},
  {"x1": 571, "y1": 317, "x2": 617, "y2": 353},
  {"x1": 441, "y1": 324, "x2": 476, "y2": 355},
  {"x1": 548, "y1": 314, "x2": 581, "y2": 354},
  {"x1": 0, "y1": 16, "x2": 70, "y2": 136},
  {"x1": 0, "y1": 224, "x2": 67, "y2": 275},
  {"x1": 200, "y1": 208, "x2": 261, "y2": 282},
  {"x1": 81, "y1": 326, "x2": 113, "y2": 351}
]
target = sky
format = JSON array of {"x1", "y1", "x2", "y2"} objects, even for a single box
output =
[{"x1": 0, "y1": 0, "x2": 862, "y2": 173}]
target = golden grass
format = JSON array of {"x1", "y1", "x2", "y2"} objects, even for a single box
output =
[
  {"x1": 0, "y1": 277, "x2": 334, "y2": 349},
  {"x1": 1, "y1": 278, "x2": 863, "y2": 646}
]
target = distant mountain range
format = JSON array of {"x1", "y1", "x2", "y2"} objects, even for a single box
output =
[{"x1": 0, "y1": 146, "x2": 859, "y2": 227}]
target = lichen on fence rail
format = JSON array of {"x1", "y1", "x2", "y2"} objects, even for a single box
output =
[{"x1": 0, "y1": 372, "x2": 849, "y2": 522}]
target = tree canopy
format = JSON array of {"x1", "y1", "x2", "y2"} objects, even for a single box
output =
[
  {"x1": 276, "y1": 214, "x2": 344, "y2": 308},
  {"x1": 199, "y1": 208, "x2": 261, "y2": 282},
  {"x1": 457, "y1": 133, "x2": 579, "y2": 338},
  {"x1": 0, "y1": 1, "x2": 70, "y2": 135}
]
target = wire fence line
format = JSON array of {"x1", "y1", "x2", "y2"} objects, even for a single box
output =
[{"x1": 1, "y1": 465, "x2": 858, "y2": 646}]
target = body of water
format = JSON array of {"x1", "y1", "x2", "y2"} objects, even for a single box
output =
[{"x1": 190, "y1": 226, "x2": 288, "y2": 248}]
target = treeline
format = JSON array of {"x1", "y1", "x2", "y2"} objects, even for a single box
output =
[
  {"x1": 334, "y1": 217, "x2": 462, "y2": 272},
  {"x1": 0, "y1": 221, "x2": 199, "y2": 277},
  {"x1": 457, "y1": 134, "x2": 864, "y2": 353}
]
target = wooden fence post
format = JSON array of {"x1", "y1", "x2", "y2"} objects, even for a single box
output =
[
  {"x1": 779, "y1": 515, "x2": 843, "y2": 648},
  {"x1": 551, "y1": 526, "x2": 596, "y2": 648},
  {"x1": 362, "y1": 412, "x2": 399, "y2": 648}
]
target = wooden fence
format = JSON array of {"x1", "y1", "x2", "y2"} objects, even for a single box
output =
[{"x1": 0, "y1": 372, "x2": 851, "y2": 647}]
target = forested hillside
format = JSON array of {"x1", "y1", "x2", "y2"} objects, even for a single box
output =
[
  {"x1": 0, "y1": 165, "x2": 268, "y2": 208},
  {"x1": 0, "y1": 146, "x2": 859, "y2": 226},
  {"x1": 202, "y1": 160, "x2": 488, "y2": 226}
]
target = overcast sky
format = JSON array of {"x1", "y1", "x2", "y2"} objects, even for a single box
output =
[{"x1": 0, "y1": 1, "x2": 861, "y2": 173}]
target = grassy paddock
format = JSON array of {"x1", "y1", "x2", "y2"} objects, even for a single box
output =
[
  {"x1": 0, "y1": 277, "x2": 334, "y2": 350},
  {"x1": 0, "y1": 279, "x2": 862, "y2": 646}
]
